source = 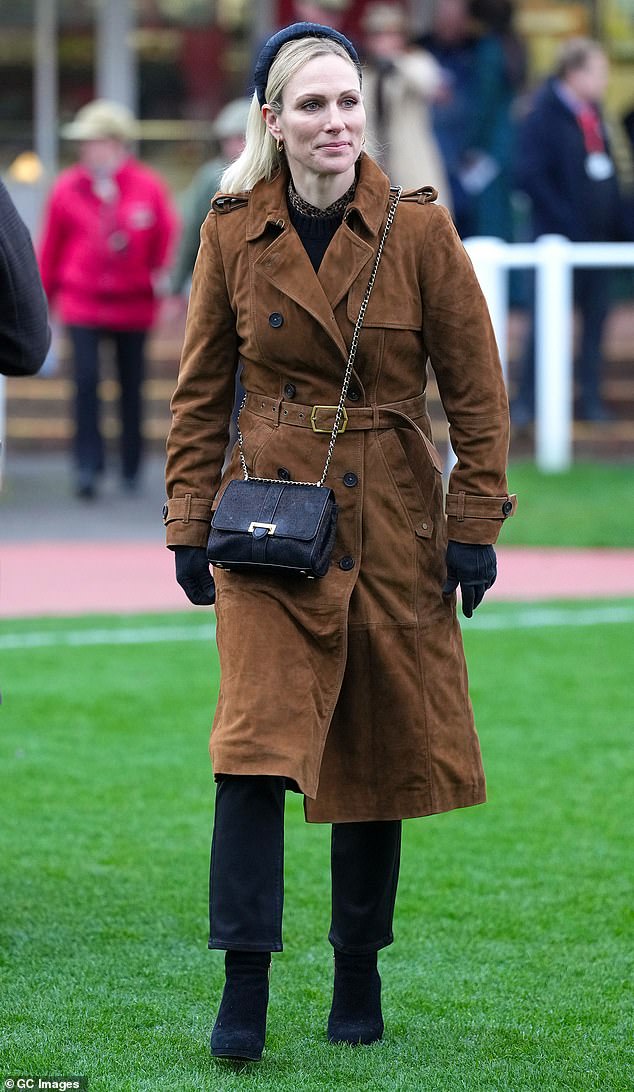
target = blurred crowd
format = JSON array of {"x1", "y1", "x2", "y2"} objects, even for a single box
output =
[{"x1": 3, "y1": 0, "x2": 634, "y2": 499}]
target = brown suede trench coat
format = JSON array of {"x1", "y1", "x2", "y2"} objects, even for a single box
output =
[{"x1": 164, "y1": 153, "x2": 516, "y2": 824}]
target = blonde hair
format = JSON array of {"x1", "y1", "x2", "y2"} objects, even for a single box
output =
[{"x1": 220, "y1": 37, "x2": 362, "y2": 193}]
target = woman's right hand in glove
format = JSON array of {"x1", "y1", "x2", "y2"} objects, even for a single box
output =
[{"x1": 173, "y1": 545, "x2": 216, "y2": 606}]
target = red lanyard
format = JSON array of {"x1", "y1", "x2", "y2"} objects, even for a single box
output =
[{"x1": 577, "y1": 105, "x2": 605, "y2": 155}]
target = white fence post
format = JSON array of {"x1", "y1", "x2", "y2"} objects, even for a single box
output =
[
  {"x1": 534, "y1": 235, "x2": 574, "y2": 472},
  {"x1": 464, "y1": 235, "x2": 634, "y2": 473}
]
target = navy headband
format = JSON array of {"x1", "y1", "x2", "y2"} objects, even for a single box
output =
[{"x1": 253, "y1": 22, "x2": 360, "y2": 107}]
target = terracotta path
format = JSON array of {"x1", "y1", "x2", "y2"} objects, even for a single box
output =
[{"x1": 1, "y1": 543, "x2": 634, "y2": 619}]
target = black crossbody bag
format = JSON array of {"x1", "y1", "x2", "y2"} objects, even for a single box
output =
[{"x1": 206, "y1": 187, "x2": 401, "y2": 579}]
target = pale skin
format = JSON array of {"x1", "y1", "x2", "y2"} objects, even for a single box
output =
[
  {"x1": 78, "y1": 137, "x2": 128, "y2": 174},
  {"x1": 262, "y1": 53, "x2": 366, "y2": 210},
  {"x1": 563, "y1": 50, "x2": 609, "y2": 104}
]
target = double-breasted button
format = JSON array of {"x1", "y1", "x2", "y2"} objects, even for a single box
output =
[
  {"x1": 343, "y1": 472, "x2": 358, "y2": 488},
  {"x1": 339, "y1": 555, "x2": 355, "y2": 571},
  {"x1": 283, "y1": 382, "x2": 296, "y2": 398},
  {"x1": 162, "y1": 503, "x2": 168, "y2": 520},
  {"x1": 277, "y1": 467, "x2": 291, "y2": 480},
  {"x1": 348, "y1": 387, "x2": 360, "y2": 402},
  {"x1": 269, "y1": 312, "x2": 284, "y2": 328},
  {"x1": 502, "y1": 499, "x2": 513, "y2": 517}
]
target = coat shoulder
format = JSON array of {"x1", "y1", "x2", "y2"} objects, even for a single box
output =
[
  {"x1": 399, "y1": 185, "x2": 438, "y2": 205},
  {"x1": 211, "y1": 191, "x2": 250, "y2": 215},
  {"x1": 395, "y1": 189, "x2": 452, "y2": 235}
]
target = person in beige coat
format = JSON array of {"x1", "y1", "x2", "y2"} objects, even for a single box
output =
[
  {"x1": 360, "y1": 3, "x2": 452, "y2": 207},
  {"x1": 164, "y1": 22, "x2": 515, "y2": 1064}
]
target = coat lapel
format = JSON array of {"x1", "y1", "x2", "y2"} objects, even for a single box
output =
[
  {"x1": 253, "y1": 228, "x2": 349, "y2": 362},
  {"x1": 248, "y1": 157, "x2": 393, "y2": 364},
  {"x1": 319, "y1": 155, "x2": 392, "y2": 314},
  {"x1": 317, "y1": 224, "x2": 374, "y2": 312}
]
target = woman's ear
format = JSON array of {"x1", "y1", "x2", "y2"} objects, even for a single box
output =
[{"x1": 261, "y1": 104, "x2": 282, "y2": 142}]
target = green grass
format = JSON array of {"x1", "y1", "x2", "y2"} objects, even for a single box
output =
[
  {"x1": 1, "y1": 606, "x2": 633, "y2": 1091},
  {"x1": 504, "y1": 461, "x2": 634, "y2": 547}
]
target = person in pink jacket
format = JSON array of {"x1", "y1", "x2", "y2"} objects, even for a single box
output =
[{"x1": 39, "y1": 100, "x2": 179, "y2": 498}]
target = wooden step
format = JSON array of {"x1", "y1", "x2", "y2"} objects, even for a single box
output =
[{"x1": 5, "y1": 302, "x2": 634, "y2": 457}]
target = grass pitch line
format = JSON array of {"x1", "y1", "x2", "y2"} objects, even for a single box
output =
[
  {"x1": 0, "y1": 623, "x2": 216, "y2": 650},
  {"x1": 470, "y1": 603, "x2": 634, "y2": 630},
  {"x1": 1, "y1": 602, "x2": 634, "y2": 651}
]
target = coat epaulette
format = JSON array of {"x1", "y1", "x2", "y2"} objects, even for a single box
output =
[
  {"x1": 212, "y1": 193, "x2": 250, "y2": 214},
  {"x1": 400, "y1": 186, "x2": 438, "y2": 204}
]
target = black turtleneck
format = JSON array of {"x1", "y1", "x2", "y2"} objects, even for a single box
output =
[{"x1": 288, "y1": 204, "x2": 344, "y2": 272}]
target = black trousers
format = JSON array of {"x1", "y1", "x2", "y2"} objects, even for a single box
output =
[
  {"x1": 208, "y1": 775, "x2": 402, "y2": 954},
  {"x1": 67, "y1": 325, "x2": 147, "y2": 481}
]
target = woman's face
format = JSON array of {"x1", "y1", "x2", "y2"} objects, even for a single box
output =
[
  {"x1": 79, "y1": 137, "x2": 126, "y2": 174},
  {"x1": 264, "y1": 53, "x2": 365, "y2": 183}
]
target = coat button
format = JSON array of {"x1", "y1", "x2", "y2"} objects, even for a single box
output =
[
  {"x1": 502, "y1": 499, "x2": 513, "y2": 516},
  {"x1": 348, "y1": 387, "x2": 360, "y2": 402},
  {"x1": 339, "y1": 555, "x2": 355, "y2": 571},
  {"x1": 277, "y1": 467, "x2": 291, "y2": 480},
  {"x1": 162, "y1": 502, "x2": 168, "y2": 519},
  {"x1": 269, "y1": 312, "x2": 284, "y2": 328},
  {"x1": 283, "y1": 383, "x2": 296, "y2": 398},
  {"x1": 343, "y1": 472, "x2": 358, "y2": 487}
]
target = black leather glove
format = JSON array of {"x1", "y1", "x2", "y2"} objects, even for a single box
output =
[
  {"x1": 173, "y1": 546, "x2": 216, "y2": 606},
  {"x1": 442, "y1": 540, "x2": 497, "y2": 618}
]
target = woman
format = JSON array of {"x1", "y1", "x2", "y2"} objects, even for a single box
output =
[
  {"x1": 164, "y1": 22, "x2": 516, "y2": 1062},
  {"x1": 39, "y1": 100, "x2": 178, "y2": 498},
  {"x1": 360, "y1": 2, "x2": 452, "y2": 208}
]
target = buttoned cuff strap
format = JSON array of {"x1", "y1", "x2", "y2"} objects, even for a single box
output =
[
  {"x1": 445, "y1": 492, "x2": 517, "y2": 521},
  {"x1": 162, "y1": 494, "x2": 214, "y2": 525}
]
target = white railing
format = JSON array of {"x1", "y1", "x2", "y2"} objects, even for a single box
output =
[
  {"x1": 464, "y1": 235, "x2": 634, "y2": 471},
  {"x1": 2, "y1": 236, "x2": 634, "y2": 484}
]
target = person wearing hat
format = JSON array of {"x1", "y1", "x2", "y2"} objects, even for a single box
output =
[
  {"x1": 360, "y1": 3, "x2": 452, "y2": 205},
  {"x1": 170, "y1": 99, "x2": 251, "y2": 296},
  {"x1": 38, "y1": 99, "x2": 179, "y2": 498},
  {"x1": 164, "y1": 21, "x2": 515, "y2": 1062}
]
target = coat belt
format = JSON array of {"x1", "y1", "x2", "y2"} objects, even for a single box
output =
[{"x1": 243, "y1": 392, "x2": 443, "y2": 473}]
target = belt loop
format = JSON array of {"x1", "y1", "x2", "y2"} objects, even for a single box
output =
[
  {"x1": 184, "y1": 493, "x2": 192, "y2": 523},
  {"x1": 372, "y1": 403, "x2": 380, "y2": 428},
  {"x1": 457, "y1": 491, "x2": 465, "y2": 521},
  {"x1": 272, "y1": 397, "x2": 282, "y2": 426}
]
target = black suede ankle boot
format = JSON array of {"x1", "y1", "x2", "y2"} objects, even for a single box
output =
[
  {"x1": 210, "y1": 950, "x2": 271, "y2": 1061},
  {"x1": 327, "y1": 949, "x2": 384, "y2": 1045}
]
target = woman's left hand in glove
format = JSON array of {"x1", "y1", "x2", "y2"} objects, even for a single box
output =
[{"x1": 442, "y1": 540, "x2": 497, "y2": 618}]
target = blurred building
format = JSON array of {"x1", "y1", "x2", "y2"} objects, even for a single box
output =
[
  {"x1": 1, "y1": 0, "x2": 633, "y2": 459},
  {"x1": 1, "y1": 1, "x2": 633, "y2": 217}
]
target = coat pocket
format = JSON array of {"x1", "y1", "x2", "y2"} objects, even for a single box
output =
[
  {"x1": 377, "y1": 429, "x2": 436, "y2": 539},
  {"x1": 236, "y1": 410, "x2": 276, "y2": 474}
]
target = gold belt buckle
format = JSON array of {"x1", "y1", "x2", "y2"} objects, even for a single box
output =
[{"x1": 310, "y1": 405, "x2": 348, "y2": 433}]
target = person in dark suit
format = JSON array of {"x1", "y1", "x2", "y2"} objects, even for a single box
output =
[
  {"x1": 512, "y1": 38, "x2": 631, "y2": 423},
  {"x1": 0, "y1": 178, "x2": 50, "y2": 377}
]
